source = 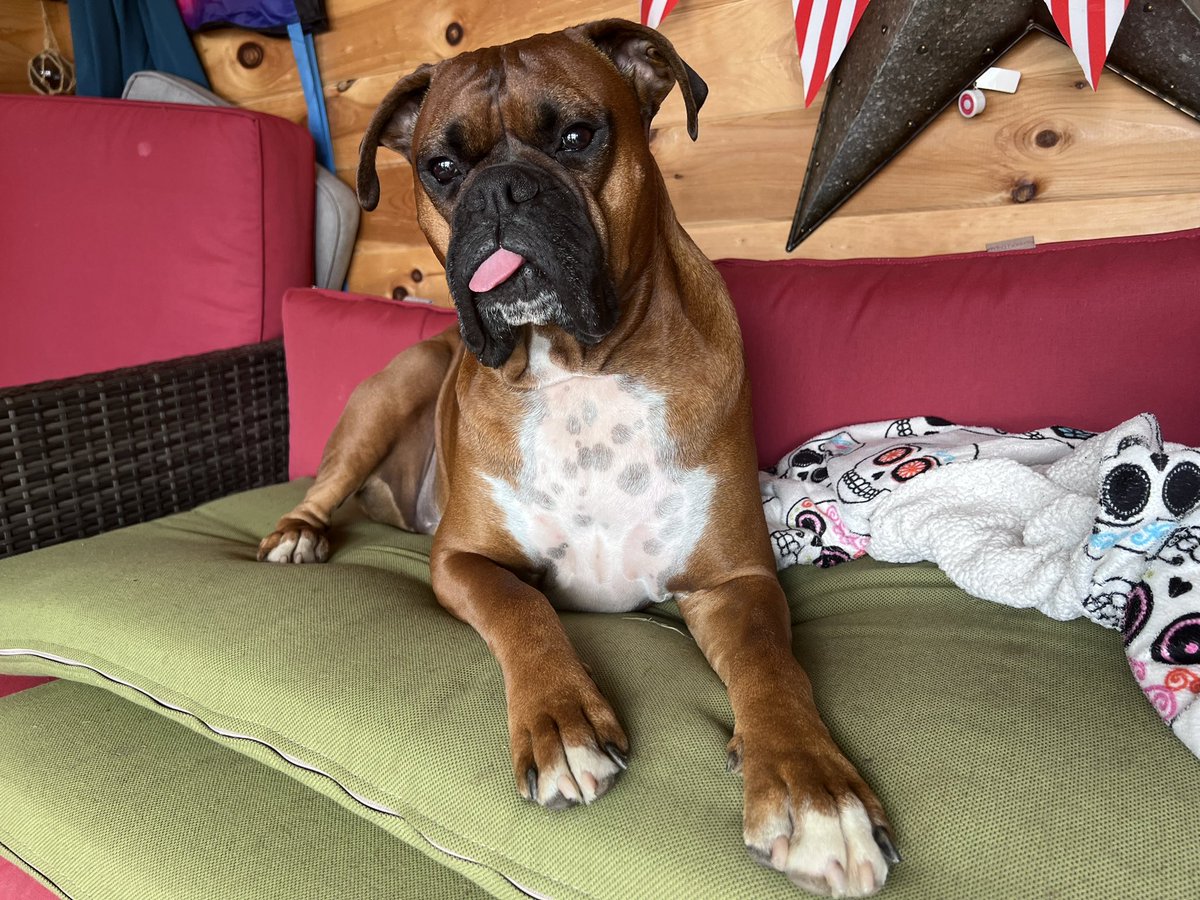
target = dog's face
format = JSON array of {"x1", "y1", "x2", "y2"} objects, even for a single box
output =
[{"x1": 357, "y1": 20, "x2": 706, "y2": 368}]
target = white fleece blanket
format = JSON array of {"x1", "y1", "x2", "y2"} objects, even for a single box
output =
[{"x1": 760, "y1": 414, "x2": 1200, "y2": 758}]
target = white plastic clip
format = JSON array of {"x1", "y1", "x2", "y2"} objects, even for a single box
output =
[{"x1": 958, "y1": 67, "x2": 1021, "y2": 118}]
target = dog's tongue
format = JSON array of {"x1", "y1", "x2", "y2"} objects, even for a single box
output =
[{"x1": 469, "y1": 248, "x2": 525, "y2": 293}]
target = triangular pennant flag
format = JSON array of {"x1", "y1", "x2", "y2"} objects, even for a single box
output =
[
  {"x1": 793, "y1": 0, "x2": 873, "y2": 107},
  {"x1": 641, "y1": 0, "x2": 681, "y2": 29},
  {"x1": 1042, "y1": 0, "x2": 1132, "y2": 89}
]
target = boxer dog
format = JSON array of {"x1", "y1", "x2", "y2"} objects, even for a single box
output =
[{"x1": 259, "y1": 19, "x2": 898, "y2": 896}]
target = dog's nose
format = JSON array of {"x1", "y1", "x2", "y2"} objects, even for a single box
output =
[
  {"x1": 466, "y1": 165, "x2": 540, "y2": 213},
  {"x1": 508, "y1": 172, "x2": 538, "y2": 204}
]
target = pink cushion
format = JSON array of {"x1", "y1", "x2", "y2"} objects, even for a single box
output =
[
  {"x1": 284, "y1": 229, "x2": 1200, "y2": 477},
  {"x1": 0, "y1": 95, "x2": 314, "y2": 388},
  {"x1": 718, "y1": 228, "x2": 1200, "y2": 467},
  {"x1": 283, "y1": 289, "x2": 457, "y2": 478},
  {"x1": 0, "y1": 858, "x2": 57, "y2": 900}
]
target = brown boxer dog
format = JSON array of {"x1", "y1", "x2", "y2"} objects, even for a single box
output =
[{"x1": 258, "y1": 19, "x2": 898, "y2": 896}]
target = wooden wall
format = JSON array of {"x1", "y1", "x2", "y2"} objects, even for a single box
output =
[
  {"x1": 4, "y1": 0, "x2": 1200, "y2": 306},
  {"x1": 0, "y1": 1, "x2": 72, "y2": 94}
]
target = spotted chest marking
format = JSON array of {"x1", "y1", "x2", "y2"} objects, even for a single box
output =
[{"x1": 484, "y1": 341, "x2": 714, "y2": 612}]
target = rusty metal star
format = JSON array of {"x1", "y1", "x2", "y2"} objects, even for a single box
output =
[{"x1": 788, "y1": 0, "x2": 1200, "y2": 251}]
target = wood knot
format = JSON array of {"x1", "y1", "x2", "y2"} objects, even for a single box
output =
[
  {"x1": 445, "y1": 22, "x2": 464, "y2": 46},
  {"x1": 1011, "y1": 179, "x2": 1039, "y2": 203},
  {"x1": 392, "y1": 286, "x2": 409, "y2": 300},
  {"x1": 1034, "y1": 129, "x2": 1060, "y2": 148},
  {"x1": 237, "y1": 42, "x2": 265, "y2": 69}
]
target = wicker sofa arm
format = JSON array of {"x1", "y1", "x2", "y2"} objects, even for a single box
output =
[{"x1": 0, "y1": 341, "x2": 289, "y2": 558}]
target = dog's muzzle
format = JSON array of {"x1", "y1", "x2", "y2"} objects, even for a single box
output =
[{"x1": 445, "y1": 162, "x2": 618, "y2": 368}]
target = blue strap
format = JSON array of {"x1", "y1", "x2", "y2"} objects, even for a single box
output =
[{"x1": 287, "y1": 20, "x2": 335, "y2": 172}]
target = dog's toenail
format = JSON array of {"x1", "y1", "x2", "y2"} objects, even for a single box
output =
[
  {"x1": 873, "y1": 825, "x2": 901, "y2": 864},
  {"x1": 770, "y1": 835, "x2": 788, "y2": 868},
  {"x1": 579, "y1": 771, "x2": 598, "y2": 795},
  {"x1": 557, "y1": 773, "x2": 579, "y2": 801},
  {"x1": 854, "y1": 861, "x2": 877, "y2": 892},
  {"x1": 604, "y1": 742, "x2": 628, "y2": 770},
  {"x1": 825, "y1": 860, "x2": 847, "y2": 894}
]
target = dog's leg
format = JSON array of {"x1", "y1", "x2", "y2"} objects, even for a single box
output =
[
  {"x1": 679, "y1": 574, "x2": 898, "y2": 898},
  {"x1": 258, "y1": 330, "x2": 459, "y2": 563},
  {"x1": 431, "y1": 547, "x2": 630, "y2": 808}
]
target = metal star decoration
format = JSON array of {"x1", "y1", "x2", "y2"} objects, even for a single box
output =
[{"x1": 788, "y1": 0, "x2": 1200, "y2": 251}]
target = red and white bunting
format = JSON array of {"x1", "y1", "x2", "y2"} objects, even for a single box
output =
[
  {"x1": 641, "y1": 0, "x2": 681, "y2": 29},
  {"x1": 1043, "y1": 0, "x2": 1131, "y2": 89},
  {"x1": 793, "y1": 0, "x2": 873, "y2": 107}
]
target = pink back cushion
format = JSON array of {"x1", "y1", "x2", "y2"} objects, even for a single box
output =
[
  {"x1": 283, "y1": 289, "x2": 457, "y2": 478},
  {"x1": 283, "y1": 228, "x2": 1200, "y2": 475},
  {"x1": 0, "y1": 95, "x2": 314, "y2": 388},
  {"x1": 719, "y1": 228, "x2": 1200, "y2": 466},
  {"x1": 0, "y1": 857, "x2": 58, "y2": 900}
]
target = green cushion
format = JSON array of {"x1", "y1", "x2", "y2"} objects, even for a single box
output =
[
  {"x1": 0, "y1": 678, "x2": 491, "y2": 900},
  {"x1": 1, "y1": 481, "x2": 1195, "y2": 899}
]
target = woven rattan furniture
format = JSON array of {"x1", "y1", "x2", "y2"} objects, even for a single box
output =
[
  {"x1": 1, "y1": 92, "x2": 314, "y2": 562},
  {"x1": 0, "y1": 342, "x2": 288, "y2": 558}
]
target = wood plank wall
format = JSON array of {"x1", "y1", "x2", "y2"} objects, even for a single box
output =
[
  {"x1": 4, "y1": 0, "x2": 1199, "y2": 306},
  {"x1": 0, "y1": 1, "x2": 72, "y2": 94}
]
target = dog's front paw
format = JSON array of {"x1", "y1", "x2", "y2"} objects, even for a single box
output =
[
  {"x1": 736, "y1": 733, "x2": 898, "y2": 897},
  {"x1": 257, "y1": 518, "x2": 330, "y2": 564},
  {"x1": 508, "y1": 671, "x2": 629, "y2": 810}
]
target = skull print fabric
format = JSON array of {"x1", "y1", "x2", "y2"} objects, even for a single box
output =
[{"x1": 760, "y1": 413, "x2": 1200, "y2": 758}]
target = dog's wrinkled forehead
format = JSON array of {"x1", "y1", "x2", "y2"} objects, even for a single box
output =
[
  {"x1": 356, "y1": 21, "x2": 707, "y2": 213},
  {"x1": 412, "y1": 36, "x2": 631, "y2": 163}
]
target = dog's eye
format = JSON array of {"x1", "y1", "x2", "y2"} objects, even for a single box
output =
[
  {"x1": 428, "y1": 157, "x2": 460, "y2": 184},
  {"x1": 559, "y1": 124, "x2": 594, "y2": 153}
]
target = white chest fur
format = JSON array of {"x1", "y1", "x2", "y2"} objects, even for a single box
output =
[{"x1": 484, "y1": 339, "x2": 714, "y2": 612}]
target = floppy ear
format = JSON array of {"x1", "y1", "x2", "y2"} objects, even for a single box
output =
[
  {"x1": 568, "y1": 19, "x2": 708, "y2": 141},
  {"x1": 357, "y1": 64, "x2": 434, "y2": 211}
]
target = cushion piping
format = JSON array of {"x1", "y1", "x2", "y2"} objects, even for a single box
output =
[{"x1": 0, "y1": 647, "x2": 559, "y2": 900}]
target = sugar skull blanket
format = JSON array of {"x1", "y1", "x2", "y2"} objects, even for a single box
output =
[{"x1": 760, "y1": 413, "x2": 1200, "y2": 758}]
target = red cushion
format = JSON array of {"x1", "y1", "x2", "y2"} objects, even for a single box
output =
[
  {"x1": 0, "y1": 95, "x2": 314, "y2": 388},
  {"x1": 719, "y1": 228, "x2": 1200, "y2": 467},
  {"x1": 283, "y1": 289, "x2": 457, "y2": 479},
  {"x1": 284, "y1": 229, "x2": 1200, "y2": 476},
  {"x1": 0, "y1": 675, "x2": 54, "y2": 699}
]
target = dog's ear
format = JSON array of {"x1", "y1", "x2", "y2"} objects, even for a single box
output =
[
  {"x1": 357, "y1": 64, "x2": 435, "y2": 211},
  {"x1": 569, "y1": 19, "x2": 707, "y2": 141}
]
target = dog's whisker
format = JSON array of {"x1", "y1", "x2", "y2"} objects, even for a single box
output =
[{"x1": 619, "y1": 615, "x2": 687, "y2": 636}]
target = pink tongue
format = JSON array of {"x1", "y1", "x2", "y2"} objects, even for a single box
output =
[{"x1": 469, "y1": 248, "x2": 525, "y2": 293}]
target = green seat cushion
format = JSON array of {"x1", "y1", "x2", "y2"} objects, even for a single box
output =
[
  {"x1": 1, "y1": 481, "x2": 1195, "y2": 899},
  {"x1": 0, "y1": 678, "x2": 491, "y2": 900}
]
